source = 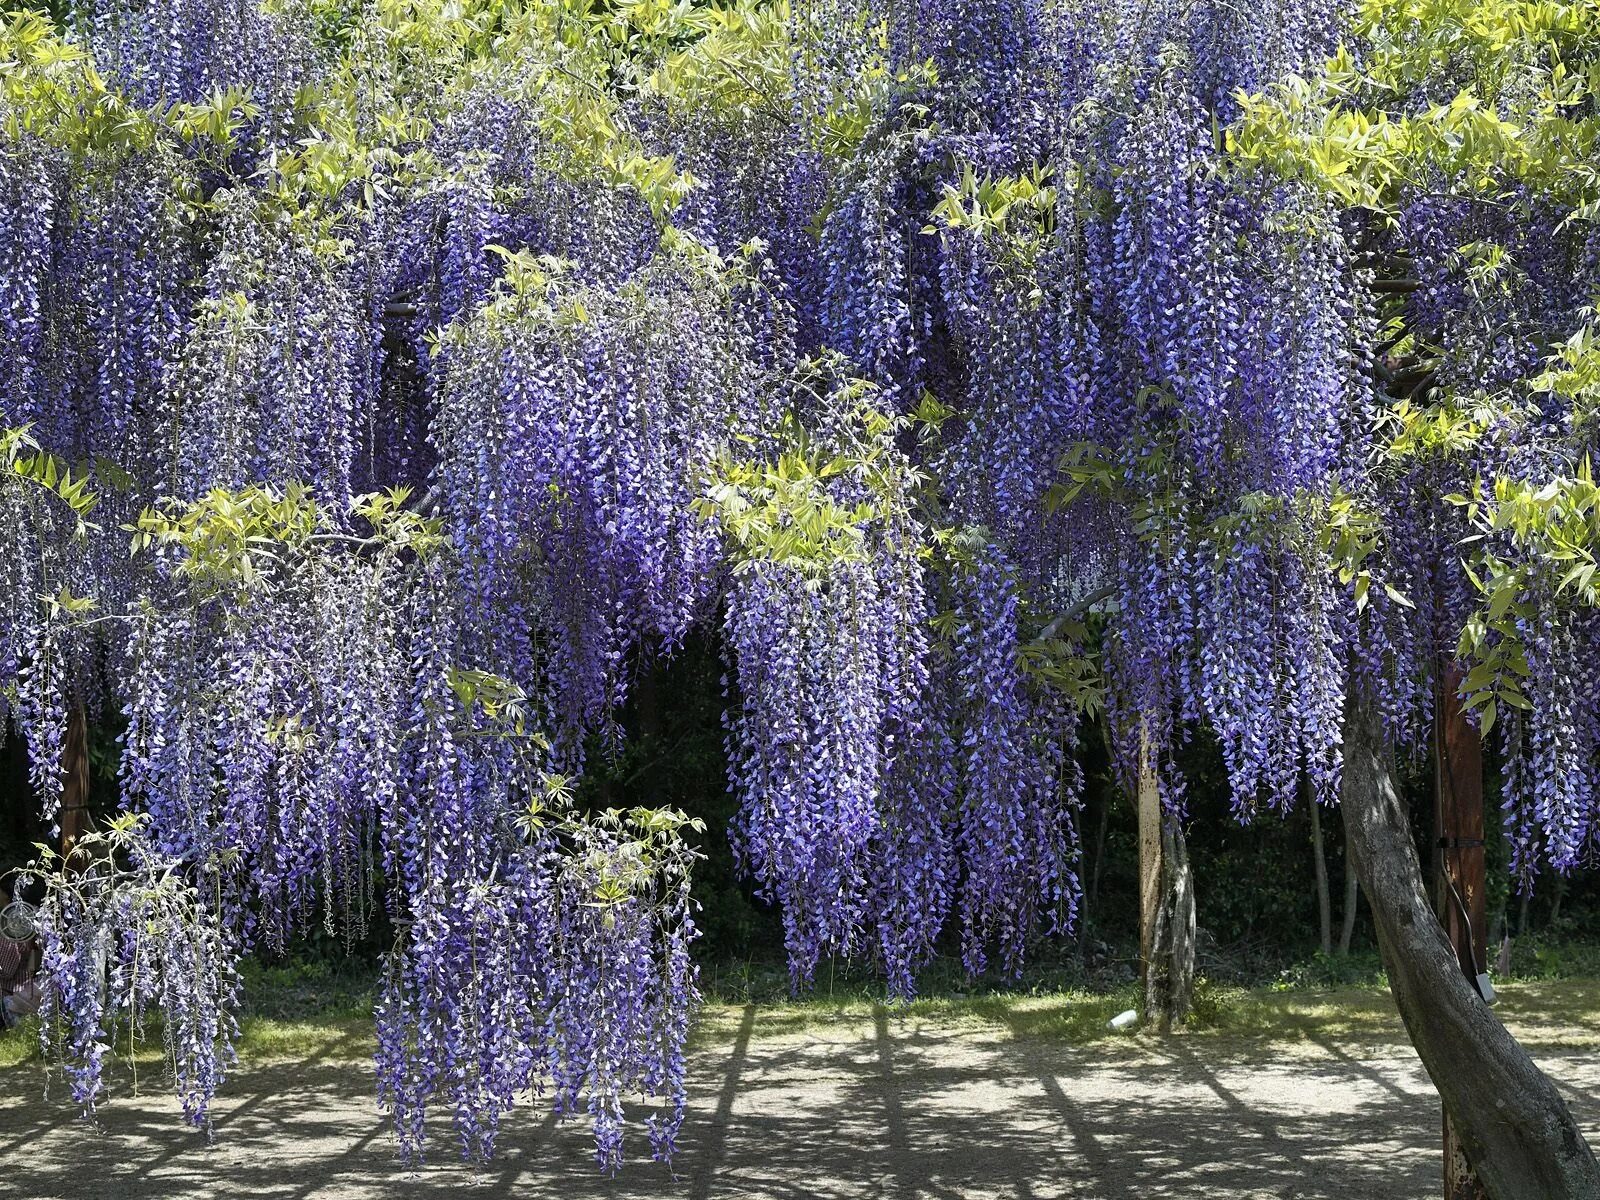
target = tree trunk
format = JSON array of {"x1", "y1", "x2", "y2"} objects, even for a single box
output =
[
  {"x1": 1088, "y1": 776, "x2": 1110, "y2": 910},
  {"x1": 1144, "y1": 812, "x2": 1195, "y2": 1031},
  {"x1": 1339, "y1": 865, "x2": 1360, "y2": 955},
  {"x1": 1309, "y1": 777, "x2": 1333, "y2": 957},
  {"x1": 1077, "y1": 777, "x2": 1110, "y2": 959},
  {"x1": 1341, "y1": 689, "x2": 1600, "y2": 1199},
  {"x1": 1137, "y1": 722, "x2": 1194, "y2": 1032}
]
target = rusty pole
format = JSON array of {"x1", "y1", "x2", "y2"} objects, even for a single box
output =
[{"x1": 1434, "y1": 660, "x2": 1489, "y2": 1200}]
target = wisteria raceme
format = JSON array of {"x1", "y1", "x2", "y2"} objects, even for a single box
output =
[
  {"x1": 818, "y1": 132, "x2": 927, "y2": 400},
  {"x1": 1183, "y1": 0, "x2": 1347, "y2": 117},
  {"x1": 1044, "y1": 55, "x2": 1374, "y2": 804},
  {"x1": 77, "y1": 0, "x2": 314, "y2": 123},
  {"x1": 936, "y1": 217, "x2": 1089, "y2": 563},
  {"x1": 96, "y1": 486, "x2": 704, "y2": 1163},
  {"x1": 161, "y1": 195, "x2": 366, "y2": 500},
  {"x1": 30, "y1": 822, "x2": 245, "y2": 1129},
  {"x1": 1346, "y1": 465, "x2": 1469, "y2": 751},
  {"x1": 1108, "y1": 90, "x2": 1252, "y2": 478},
  {"x1": 0, "y1": 138, "x2": 195, "y2": 474},
  {"x1": 1194, "y1": 505, "x2": 1346, "y2": 811},
  {"x1": 948, "y1": 545, "x2": 1078, "y2": 975},
  {"x1": 710, "y1": 389, "x2": 1079, "y2": 987},
  {"x1": 0, "y1": 131, "x2": 56, "y2": 415},
  {"x1": 1449, "y1": 486, "x2": 1600, "y2": 879},
  {"x1": 918, "y1": 0, "x2": 1041, "y2": 147},
  {"x1": 0, "y1": 430, "x2": 96, "y2": 825},
  {"x1": 117, "y1": 492, "x2": 399, "y2": 937},
  {"x1": 723, "y1": 557, "x2": 886, "y2": 982},
  {"x1": 431, "y1": 238, "x2": 784, "y2": 751},
  {"x1": 865, "y1": 544, "x2": 958, "y2": 996},
  {"x1": 376, "y1": 807, "x2": 701, "y2": 1173},
  {"x1": 1509, "y1": 606, "x2": 1597, "y2": 874},
  {"x1": 709, "y1": 387, "x2": 974, "y2": 992},
  {"x1": 1401, "y1": 188, "x2": 1591, "y2": 398}
]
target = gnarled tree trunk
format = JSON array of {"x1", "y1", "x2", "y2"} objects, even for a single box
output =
[{"x1": 1341, "y1": 689, "x2": 1600, "y2": 1199}]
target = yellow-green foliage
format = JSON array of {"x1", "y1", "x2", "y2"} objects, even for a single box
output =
[{"x1": 1232, "y1": 0, "x2": 1600, "y2": 212}]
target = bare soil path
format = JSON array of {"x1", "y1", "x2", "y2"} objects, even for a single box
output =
[{"x1": 3, "y1": 993, "x2": 1597, "y2": 1199}]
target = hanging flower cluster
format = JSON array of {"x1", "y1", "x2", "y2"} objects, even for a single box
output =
[
  {"x1": 377, "y1": 781, "x2": 702, "y2": 1173},
  {"x1": 74, "y1": 0, "x2": 314, "y2": 119},
  {"x1": 946, "y1": 543, "x2": 1078, "y2": 974},
  {"x1": 1230, "y1": 0, "x2": 1600, "y2": 870},
  {"x1": 22, "y1": 481, "x2": 702, "y2": 1166},
  {"x1": 704, "y1": 390, "x2": 926, "y2": 984},
  {"x1": 0, "y1": 429, "x2": 96, "y2": 823},
  {"x1": 431, "y1": 236, "x2": 787, "y2": 750},
  {"x1": 907, "y1": 32, "x2": 1368, "y2": 814},
  {"x1": 160, "y1": 196, "x2": 366, "y2": 500},
  {"x1": 1447, "y1": 472, "x2": 1600, "y2": 877},
  {"x1": 27, "y1": 817, "x2": 244, "y2": 1128}
]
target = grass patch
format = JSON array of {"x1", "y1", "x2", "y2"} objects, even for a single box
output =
[
  {"x1": 0, "y1": 1021, "x2": 41, "y2": 1069},
  {"x1": 5, "y1": 949, "x2": 1599, "y2": 1075},
  {"x1": 236, "y1": 1014, "x2": 375, "y2": 1061},
  {"x1": 689, "y1": 974, "x2": 1600, "y2": 1060},
  {"x1": 239, "y1": 956, "x2": 378, "y2": 1022}
]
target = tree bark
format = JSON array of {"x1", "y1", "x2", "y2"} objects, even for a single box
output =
[
  {"x1": 1339, "y1": 865, "x2": 1360, "y2": 955},
  {"x1": 1144, "y1": 811, "x2": 1194, "y2": 1031},
  {"x1": 1309, "y1": 777, "x2": 1333, "y2": 957},
  {"x1": 1341, "y1": 689, "x2": 1600, "y2": 1199},
  {"x1": 1137, "y1": 722, "x2": 1194, "y2": 1032},
  {"x1": 1137, "y1": 725, "x2": 1160, "y2": 984}
]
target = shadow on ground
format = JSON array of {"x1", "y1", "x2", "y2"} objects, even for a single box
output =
[{"x1": 2, "y1": 1002, "x2": 1596, "y2": 1199}]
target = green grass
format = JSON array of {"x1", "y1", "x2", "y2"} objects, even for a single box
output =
[
  {"x1": 0, "y1": 1024, "x2": 38, "y2": 1069},
  {"x1": 0, "y1": 1013, "x2": 377, "y2": 1071},
  {"x1": 690, "y1": 973, "x2": 1600, "y2": 1061},
  {"x1": 5, "y1": 944, "x2": 1600, "y2": 1073}
]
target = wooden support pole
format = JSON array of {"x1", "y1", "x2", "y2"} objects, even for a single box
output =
[
  {"x1": 1137, "y1": 720, "x2": 1161, "y2": 988},
  {"x1": 1136, "y1": 719, "x2": 1194, "y2": 1032},
  {"x1": 60, "y1": 699, "x2": 91, "y2": 860},
  {"x1": 1435, "y1": 660, "x2": 1489, "y2": 1200}
]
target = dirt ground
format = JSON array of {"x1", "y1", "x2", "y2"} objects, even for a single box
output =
[{"x1": 3, "y1": 1004, "x2": 1597, "y2": 1199}]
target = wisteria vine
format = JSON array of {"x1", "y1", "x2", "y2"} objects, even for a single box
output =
[{"x1": 1, "y1": 0, "x2": 1598, "y2": 1177}]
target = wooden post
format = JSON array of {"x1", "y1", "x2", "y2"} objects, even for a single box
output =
[
  {"x1": 1435, "y1": 660, "x2": 1489, "y2": 1200},
  {"x1": 60, "y1": 699, "x2": 91, "y2": 858},
  {"x1": 1137, "y1": 719, "x2": 1194, "y2": 1032},
  {"x1": 1137, "y1": 720, "x2": 1161, "y2": 992}
]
